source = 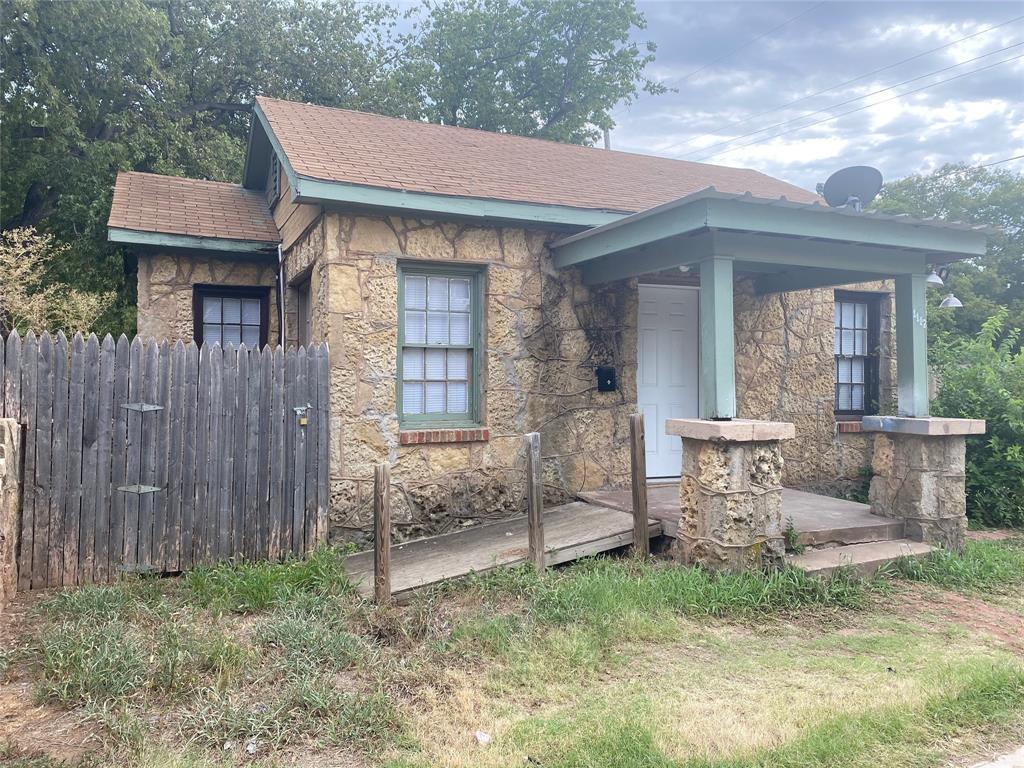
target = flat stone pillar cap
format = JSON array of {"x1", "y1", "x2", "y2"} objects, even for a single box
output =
[
  {"x1": 665, "y1": 418, "x2": 795, "y2": 442},
  {"x1": 861, "y1": 416, "x2": 986, "y2": 436}
]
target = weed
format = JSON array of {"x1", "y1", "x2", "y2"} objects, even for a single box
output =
[
  {"x1": 254, "y1": 612, "x2": 362, "y2": 677},
  {"x1": 183, "y1": 546, "x2": 352, "y2": 614},
  {"x1": 783, "y1": 516, "x2": 805, "y2": 555},
  {"x1": 35, "y1": 620, "x2": 147, "y2": 705},
  {"x1": 884, "y1": 539, "x2": 1024, "y2": 591},
  {"x1": 151, "y1": 624, "x2": 250, "y2": 695}
]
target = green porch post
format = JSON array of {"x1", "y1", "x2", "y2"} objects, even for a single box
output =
[
  {"x1": 895, "y1": 273, "x2": 929, "y2": 417},
  {"x1": 699, "y1": 256, "x2": 736, "y2": 419}
]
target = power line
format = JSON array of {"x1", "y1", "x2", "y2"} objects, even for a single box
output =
[
  {"x1": 933, "y1": 154, "x2": 1024, "y2": 178},
  {"x1": 666, "y1": 14, "x2": 1024, "y2": 154},
  {"x1": 669, "y1": 2, "x2": 825, "y2": 86},
  {"x1": 693, "y1": 52, "x2": 1024, "y2": 162},
  {"x1": 680, "y1": 40, "x2": 1023, "y2": 159}
]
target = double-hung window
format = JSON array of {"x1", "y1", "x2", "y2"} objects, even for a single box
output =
[
  {"x1": 834, "y1": 291, "x2": 880, "y2": 417},
  {"x1": 193, "y1": 285, "x2": 270, "y2": 349},
  {"x1": 398, "y1": 266, "x2": 481, "y2": 425}
]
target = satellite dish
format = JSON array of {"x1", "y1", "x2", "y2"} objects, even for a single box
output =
[{"x1": 819, "y1": 166, "x2": 883, "y2": 212}]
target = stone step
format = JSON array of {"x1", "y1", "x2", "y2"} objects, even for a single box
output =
[
  {"x1": 788, "y1": 539, "x2": 934, "y2": 578},
  {"x1": 796, "y1": 517, "x2": 905, "y2": 548}
]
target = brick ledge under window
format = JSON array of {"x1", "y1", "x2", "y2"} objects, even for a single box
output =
[
  {"x1": 400, "y1": 427, "x2": 489, "y2": 445},
  {"x1": 836, "y1": 421, "x2": 863, "y2": 434}
]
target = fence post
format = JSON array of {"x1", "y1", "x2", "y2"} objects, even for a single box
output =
[
  {"x1": 629, "y1": 414, "x2": 649, "y2": 558},
  {"x1": 0, "y1": 419, "x2": 22, "y2": 611},
  {"x1": 373, "y1": 463, "x2": 391, "y2": 603},
  {"x1": 525, "y1": 432, "x2": 544, "y2": 572}
]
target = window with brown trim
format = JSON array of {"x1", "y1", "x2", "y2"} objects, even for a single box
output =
[
  {"x1": 193, "y1": 285, "x2": 271, "y2": 348},
  {"x1": 834, "y1": 291, "x2": 881, "y2": 417}
]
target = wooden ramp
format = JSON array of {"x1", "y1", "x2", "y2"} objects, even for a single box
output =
[{"x1": 344, "y1": 501, "x2": 662, "y2": 600}]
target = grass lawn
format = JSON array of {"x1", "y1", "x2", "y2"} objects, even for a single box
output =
[{"x1": 1, "y1": 538, "x2": 1023, "y2": 767}]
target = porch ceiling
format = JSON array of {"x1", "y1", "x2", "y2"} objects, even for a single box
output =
[{"x1": 551, "y1": 188, "x2": 992, "y2": 292}]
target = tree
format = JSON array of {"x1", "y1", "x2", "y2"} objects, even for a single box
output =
[
  {"x1": 409, "y1": 0, "x2": 665, "y2": 144},
  {"x1": 1, "y1": 0, "x2": 661, "y2": 337},
  {"x1": 0, "y1": 228, "x2": 114, "y2": 335},
  {"x1": 871, "y1": 164, "x2": 1024, "y2": 347}
]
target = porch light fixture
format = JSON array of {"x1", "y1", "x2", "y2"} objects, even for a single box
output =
[
  {"x1": 939, "y1": 293, "x2": 963, "y2": 309},
  {"x1": 926, "y1": 270, "x2": 944, "y2": 288}
]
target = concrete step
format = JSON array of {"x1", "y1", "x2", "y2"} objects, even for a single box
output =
[
  {"x1": 788, "y1": 539, "x2": 934, "y2": 578},
  {"x1": 796, "y1": 517, "x2": 905, "y2": 548}
]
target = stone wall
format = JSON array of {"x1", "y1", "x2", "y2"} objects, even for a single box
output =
[
  {"x1": 298, "y1": 212, "x2": 636, "y2": 544},
  {"x1": 734, "y1": 279, "x2": 895, "y2": 493},
  {"x1": 136, "y1": 252, "x2": 280, "y2": 345}
]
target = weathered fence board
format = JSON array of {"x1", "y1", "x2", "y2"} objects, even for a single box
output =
[{"x1": 1, "y1": 332, "x2": 329, "y2": 589}]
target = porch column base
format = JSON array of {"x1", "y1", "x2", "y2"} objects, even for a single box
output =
[
  {"x1": 863, "y1": 417, "x2": 985, "y2": 551},
  {"x1": 666, "y1": 419, "x2": 795, "y2": 572}
]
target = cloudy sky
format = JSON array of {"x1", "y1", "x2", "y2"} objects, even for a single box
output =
[{"x1": 610, "y1": 1, "x2": 1024, "y2": 191}]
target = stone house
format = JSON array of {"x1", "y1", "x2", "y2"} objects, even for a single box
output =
[{"x1": 108, "y1": 96, "x2": 988, "y2": 554}]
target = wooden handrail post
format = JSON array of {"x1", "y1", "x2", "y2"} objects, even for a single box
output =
[
  {"x1": 373, "y1": 463, "x2": 391, "y2": 603},
  {"x1": 629, "y1": 413, "x2": 649, "y2": 558},
  {"x1": 525, "y1": 432, "x2": 544, "y2": 572}
]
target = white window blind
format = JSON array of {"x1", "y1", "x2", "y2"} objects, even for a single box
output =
[
  {"x1": 401, "y1": 273, "x2": 474, "y2": 419},
  {"x1": 834, "y1": 298, "x2": 870, "y2": 413}
]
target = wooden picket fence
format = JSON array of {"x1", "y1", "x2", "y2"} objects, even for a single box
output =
[{"x1": 0, "y1": 331, "x2": 330, "y2": 590}]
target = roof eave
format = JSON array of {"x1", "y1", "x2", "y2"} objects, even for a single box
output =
[{"x1": 109, "y1": 227, "x2": 279, "y2": 255}]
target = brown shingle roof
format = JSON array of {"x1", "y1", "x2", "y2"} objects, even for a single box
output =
[
  {"x1": 108, "y1": 172, "x2": 280, "y2": 244},
  {"x1": 256, "y1": 96, "x2": 820, "y2": 213}
]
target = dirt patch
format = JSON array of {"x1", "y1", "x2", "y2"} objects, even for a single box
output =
[
  {"x1": 967, "y1": 530, "x2": 1020, "y2": 542},
  {"x1": 0, "y1": 681, "x2": 102, "y2": 763},
  {"x1": 894, "y1": 584, "x2": 1024, "y2": 653}
]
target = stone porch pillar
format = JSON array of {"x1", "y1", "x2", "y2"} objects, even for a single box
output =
[
  {"x1": 667, "y1": 418, "x2": 795, "y2": 572},
  {"x1": 863, "y1": 416, "x2": 985, "y2": 551}
]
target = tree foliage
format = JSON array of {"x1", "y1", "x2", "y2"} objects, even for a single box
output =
[
  {"x1": 931, "y1": 309, "x2": 1024, "y2": 528},
  {"x1": 0, "y1": 228, "x2": 114, "y2": 335},
  {"x1": 872, "y1": 164, "x2": 1024, "y2": 347},
  {"x1": 1, "y1": 0, "x2": 661, "y2": 336}
]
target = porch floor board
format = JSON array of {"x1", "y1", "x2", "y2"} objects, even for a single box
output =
[
  {"x1": 344, "y1": 501, "x2": 662, "y2": 600},
  {"x1": 578, "y1": 485, "x2": 903, "y2": 546}
]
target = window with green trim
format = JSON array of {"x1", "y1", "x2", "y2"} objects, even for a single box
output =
[{"x1": 398, "y1": 266, "x2": 482, "y2": 424}]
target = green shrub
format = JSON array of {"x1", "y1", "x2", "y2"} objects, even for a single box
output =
[{"x1": 932, "y1": 309, "x2": 1024, "y2": 527}]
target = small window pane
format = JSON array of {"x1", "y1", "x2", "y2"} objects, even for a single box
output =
[
  {"x1": 223, "y1": 298, "x2": 241, "y2": 324},
  {"x1": 404, "y1": 383, "x2": 424, "y2": 414},
  {"x1": 403, "y1": 348, "x2": 424, "y2": 380},
  {"x1": 450, "y1": 279, "x2": 471, "y2": 311},
  {"x1": 427, "y1": 277, "x2": 449, "y2": 310},
  {"x1": 242, "y1": 325, "x2": 260, "y2": 348},
  {"x1": 841, "y1": 302, "x2": 854, "y2": 328},
  {"x1": 405, "y1": 311, "x2": 426, "y2": 344},
  {"x1": 424, "y1": 382, "x2": 446, "y2": 413},
  {"x1": 838, "y1": 358, "x2": 852, "y2": 384},
  {"x1": 405, "y1": 276, "x2": 426, "y2": 309},
  {"x1": 833, "y1": 302, "x2": 841, "y2": 328},
  {"x1": 447, "y1": 350, "x2": 469, "y2": 380},
  {"x1": 855, "y1": 302, "x2": 867, "y2": 328},
  {"x1": 242, "y1": 299, "x2": 261, "y2": 325},
  {"x1": 837, "y1": 384, "x2": 852, "y2": 410},
  {"x1": 203, "y1": 298, "x2": 222, "y2": 323},
  {"x1": 450, "y1": 313, "x2": 470, "y2": 345},
  {"x1": 424, "y1": 349, "x2": 446, "y2": 380},
  {"x1": 834, "y1": 329, "x2": 841, "y2": 355},
  {"x1": 222, "y1": 326, "x2": 241, "y2": 347},
  {"x1": 841, "y1": 329, "x2": 854, "y2": 356},
  {"x1": 447, "y1": 382, "x2": 468, "y2": 413},
  {"x1": 204, "y1": 324, "x2": 222, "y2": 346},
  {"x1": 426, "y1": 312, "x2": 449, "y2": 345},
  {"x1": 854, "y1": 330, "x2": 867, "y2": 356}
]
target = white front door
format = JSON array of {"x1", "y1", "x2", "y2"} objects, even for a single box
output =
[{"x1": 637, "y1": 284, "x2": 700, "y2": 478}]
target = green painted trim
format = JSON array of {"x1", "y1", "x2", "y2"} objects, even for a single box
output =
[
  {"x1": 700, "y1": 257, "x2": 736, "y2": 420},
  {"x1": 895, "y1": 273, "x2": 929, "y2": 417},
  {"x1": 397, "y1": 262, "x2": 485, "y2": 428},
  {"x1": 754, "y1": 268, "x2": 890, "y2": 295},
  {"x1": 581, "y1": 232, "x2": 714, "y2": 285},
  {"x1": 706, "y1": 198, "x2": 987, "y2": 257},
  {"x1": 108, "y1": 228, "x2": 277, "y2": 254},
  {"x1": 292, "y1": 176, "x2": 624, "y2": 228},
  {"x1": 715, "y1": 231, "x2": 929, "y2": 274}
]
